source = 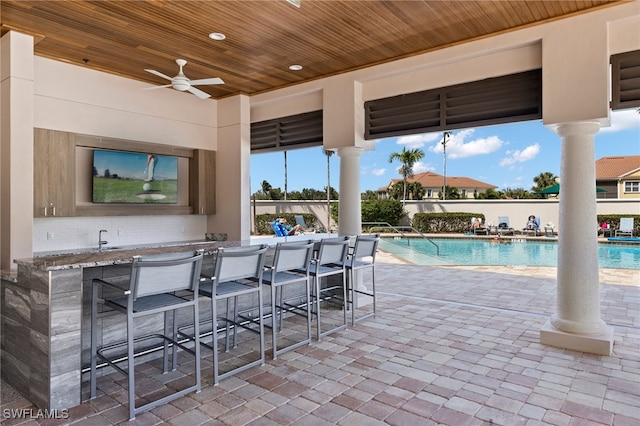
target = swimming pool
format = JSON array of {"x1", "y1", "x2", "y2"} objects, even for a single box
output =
[{"x1": 379, "y1": 237, "x2": 640, "y2": 269}]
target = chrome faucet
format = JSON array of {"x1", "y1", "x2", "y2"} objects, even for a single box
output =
[{"x1": 98, "y1": 229, "x2": 108, "y2": 250}]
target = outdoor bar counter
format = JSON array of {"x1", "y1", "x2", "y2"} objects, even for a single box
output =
[
  {"x1": 1, "y1": 234, "x2": 336, "y2": 411},
  {"x1": 1, "y1": 239, "x2": 241, "y2": 411}
]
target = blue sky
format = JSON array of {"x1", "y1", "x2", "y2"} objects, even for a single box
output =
[{"x1": 250, "y1": 109, "x2": 640, "y2": 193}]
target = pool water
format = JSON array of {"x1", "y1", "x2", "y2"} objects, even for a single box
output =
[{"x1": 379, "y1": 237, "x2": 640, "y2": 269}]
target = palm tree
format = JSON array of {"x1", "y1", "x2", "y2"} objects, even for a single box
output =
[
  {"x1": 388, "y1": 147, "x2": 425, "y2": 205},
  {"x1": 532, "y1": 171, "x2": 558, "y2": 192},
  {"x1": 324, "y1": 149, "x2": 334, "y2": 231},
  {"x1": 260, "y1": 180, "x2": 272, "y2": 196}
]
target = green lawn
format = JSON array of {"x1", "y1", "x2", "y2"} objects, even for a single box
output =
[{"x1": 93, "y1": 177, "x2": 178, "y2": 203}]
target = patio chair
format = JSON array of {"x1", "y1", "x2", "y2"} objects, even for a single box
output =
[
  {"x1": 260, "y1": 240, "x2": 315, "y2": 359},
  {"x1": 471, "y1": 217, "x2": 489, "y2": 235},
  {"x1": 522, "y1": 216, "x2": 541, "y2": 236},
  {"x1": 345, "y1": 234, "x2": 380, "y2": 325},
  {"x1": 295, "y1": 215, "x2": 316, "y2": 232},
  {"x1": 270, "y1": 220, "x2": 288, "y2": 237},
  {"x1": 308, "y1": 236, "x2": 350, "y2": 340},
  {"x1": 90, "y1": 250, "x2": 204, "y2": 420},
  {"x1": 199, "y1": 244, "x2": 268, "y2": 384},
  {"x1": 615, "y1": 217, "x2": 635, "y2": 237},
  {"x1": 496, "y1": 216, "x2": 515, "y2": 235}
]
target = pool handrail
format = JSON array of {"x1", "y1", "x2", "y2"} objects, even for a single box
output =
[{"x1": 362, "y1": 222, "x2": 439, "y2": 256}]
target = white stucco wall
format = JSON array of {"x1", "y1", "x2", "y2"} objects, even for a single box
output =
[{"x1": 29, "y1": 57, "x2": 219, "y2": 253}]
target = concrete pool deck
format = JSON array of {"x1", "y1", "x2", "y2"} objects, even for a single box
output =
[{"x1": 2, "y1": 248, "x2": 638, "y2": 425}]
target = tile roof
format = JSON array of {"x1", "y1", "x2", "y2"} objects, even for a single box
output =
[
  {"x1": 595, "y1": 155, "x2": 640, "y2": 179},
  {"x1": 379, "y1": 171, "x2": 496, "y2": 191}
]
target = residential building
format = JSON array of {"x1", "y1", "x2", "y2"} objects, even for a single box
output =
[
  {"x1": 379, "y1": 171, "x2": 496, "y2": 199},
  {"x1": 595, "y1": 155, "x2": 640, "y2": 199}
]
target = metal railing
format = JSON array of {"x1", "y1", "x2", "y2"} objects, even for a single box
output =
[{"x1": 362, "y1": 222, "x2": 439, "y2": 256}]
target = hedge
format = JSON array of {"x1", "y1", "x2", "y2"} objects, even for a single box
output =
[{"x1": 412, "y1": 212, "x2": 485, "y2": 233}]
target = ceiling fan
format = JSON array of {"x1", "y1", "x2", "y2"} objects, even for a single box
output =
[{"x1": 144, "y1": 59, "x2": 224, "y2": 99}]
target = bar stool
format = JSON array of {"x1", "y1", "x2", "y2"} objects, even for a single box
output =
[
  {"x1": 308, "y1": 236, "x2": 350, "y2": 340},
  {"x1": 345, "y1": 234, "x2": 380, "y2": 325},
  {"x1": 90, "y1": 250, "x2": 204, "y2": 420},
  {"x1": 199, "y1": 245, "x2": 268, "y2": 384},
  {"x1": 261, "y1": 240, "x2": 315, "y2": 359}
]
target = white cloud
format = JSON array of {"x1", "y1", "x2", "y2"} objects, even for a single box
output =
[
  {"x1": 396, "y1": 133, "x2": 441, "y2": 148},
  {"x1": 599, "y1": 109, "x2": 640, "y2": 133},
  {"x1": 499, "y1": 143, "x2": 540, "y2": 166},
  {"x1": 413, "y1": 161, "x2": 435, "y2": 174},
  {"x1": 371, "y1": 168, "x2": 386, "y2": 176},
  {"x1": 428, "y1": 129, "x2": 504, "y2": 158}
]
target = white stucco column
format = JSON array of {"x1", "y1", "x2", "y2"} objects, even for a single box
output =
[
  {"x1": 336, "y1": 146, "x2": 363, "y2": 236},
  {"x1": 540, "y1": 121, "x2": 613, "y2": 355},
  {"x1": 0, "y1": 31, "x2": 35, "y2": 270},
  {"x1": 211, "y1": 95, "x2": 251, "y2": 241}
]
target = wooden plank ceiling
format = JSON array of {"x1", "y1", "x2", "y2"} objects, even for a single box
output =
[{"x1": 0, "y1": 0, "x2": 619, "y2": 100}]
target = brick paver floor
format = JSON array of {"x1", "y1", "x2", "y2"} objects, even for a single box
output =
[{"x1": 2, "y1": 250, "x2": 639, "y2": 425}]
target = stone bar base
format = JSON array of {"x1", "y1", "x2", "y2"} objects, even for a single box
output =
[{"x1": 540, "y1": 320, "x2": 614, "y2": 356}]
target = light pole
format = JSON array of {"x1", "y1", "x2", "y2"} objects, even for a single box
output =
[
  {"x1": 283, "y1": 151, "x2": 288, "y2": 201},
  {"x1": 441, "y1": 131, "x2": 450, "y2": 200}
]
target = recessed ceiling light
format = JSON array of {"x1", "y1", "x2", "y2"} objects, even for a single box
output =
[
  {"x1": 289, "y1": 64, "x2": 303, "y2": 71},
  {"x1": 208, "y1": 32, "x2": 226, "y2": 41}
]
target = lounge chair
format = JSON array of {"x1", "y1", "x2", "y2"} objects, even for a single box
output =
[
  {"x1": 270, "y1": 220, "x2": 288, "y2": 237},
  {"x1": 471, "y1": 217, "x2": 488, "y2": 235},
  {"x1": 615, "y1": 217, "x2": 635, "y2": 237},
  {"x1": 294, "y1": 215, "x2": 315, "y2": 233},
  {"x1": 522, "y1": 216, "x2": 541, "y2": 236},
  {"x1": 496, "y1": 216, "x2": 515, "y2": 235}
]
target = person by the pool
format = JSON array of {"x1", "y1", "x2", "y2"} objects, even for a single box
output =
[
  {"x1": 525, "y1": 215, "x2": 538, "y2": 230},
  {"x1": 490, "y1": 232, "x2": 510, "y2": 244}
]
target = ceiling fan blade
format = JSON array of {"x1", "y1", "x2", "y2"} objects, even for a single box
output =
[
  {"x1": 142, "y1": 84, "x2": 172, "y2": 90},
  {"x1": 145, "y1": 69, "x2": 174, "y2": 81},
  {"x1": 189, "y1": 77, "x2": 225, "y2": 85},
  {"x1": 187, "y1": 86, "x2": 211, "y2": 99}
]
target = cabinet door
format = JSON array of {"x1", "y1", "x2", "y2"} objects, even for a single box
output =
[
  {"x1": 34, "y1": 129, "x2": 76, "y2": 217},
  {"x1": 190, "y1": 149, "x2": 216, "y2": 214}
]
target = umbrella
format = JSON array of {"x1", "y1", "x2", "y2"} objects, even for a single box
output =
[{"x1": 537, "y1": 183, "x2": 606, "y2": 194}]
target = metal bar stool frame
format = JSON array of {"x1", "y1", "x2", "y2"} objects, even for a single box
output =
[
  {"x1": 346, "y1": 234, "x2": 380, "y2": 325},
  {"x1": 199, "y1": 245, "x2": 268, "y2": 384},
  {"x1": 261, "y1": 240, "x2": 315, "y2": 359},
  {"x1": 90, "y1": 250, "x2": 204, "y2": 420},
  {"x1": 308, "y1": 236, "x2": 350, "y2": 340}
]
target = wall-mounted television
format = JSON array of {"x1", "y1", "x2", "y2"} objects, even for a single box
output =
[{"x1": 92, "y1": 149, "x2": 178, "y2": 204}]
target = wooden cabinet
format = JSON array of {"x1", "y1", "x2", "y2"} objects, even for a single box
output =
[
  {"x1": 34, "y1": 129, "x2": 76, "y2": 217},
  {"x1": 190, "y1": 149, "x2": 216, "y2": 214},
  {"x1": 34, "y1": 128, "x2": 212, "y2": 217}
]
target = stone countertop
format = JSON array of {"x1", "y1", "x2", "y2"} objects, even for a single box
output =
[
  {"x1": 10, "y1": 233, "x2": 338, "y2": 273},
  {"x1": 13, "y1": 240, "x2": 243, "y2": 272},
  {"x1": 0, "y1": 269, "x2": 18, "y2": 282}
]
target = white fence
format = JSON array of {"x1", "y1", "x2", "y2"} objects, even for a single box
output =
[{"x1": 251, "y1": 199, "x2": 639, "y2": 234}]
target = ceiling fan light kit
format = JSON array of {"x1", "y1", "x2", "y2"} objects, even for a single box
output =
[{"x1": 144, "y1": 58, "x2": 224, "y2": 99}]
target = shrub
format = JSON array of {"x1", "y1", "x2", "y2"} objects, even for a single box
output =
[{"x1": 412, "y1": 212, "x2": 485, "y2": 233}]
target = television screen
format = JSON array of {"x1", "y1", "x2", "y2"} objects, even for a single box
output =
[{"x1": 92, "y1": 149, "x2": 178, "y2": 204}]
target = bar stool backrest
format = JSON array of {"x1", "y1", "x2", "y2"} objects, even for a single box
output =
[
  {"x1": 131, "y1": 251, "x2": 204, "y2": 300},
  {"x1": 214, "y1": 245, "x2": 268, "y2": 283},
  {"x1": 351, "y1": 234, "x2": 380, "y2": 263},
  {"x1": 273, "y1": 241, "x2": 315, "y2": 273},
  {"x1": 316, "y1": 236, "x2": 350, "y2": 266}
]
